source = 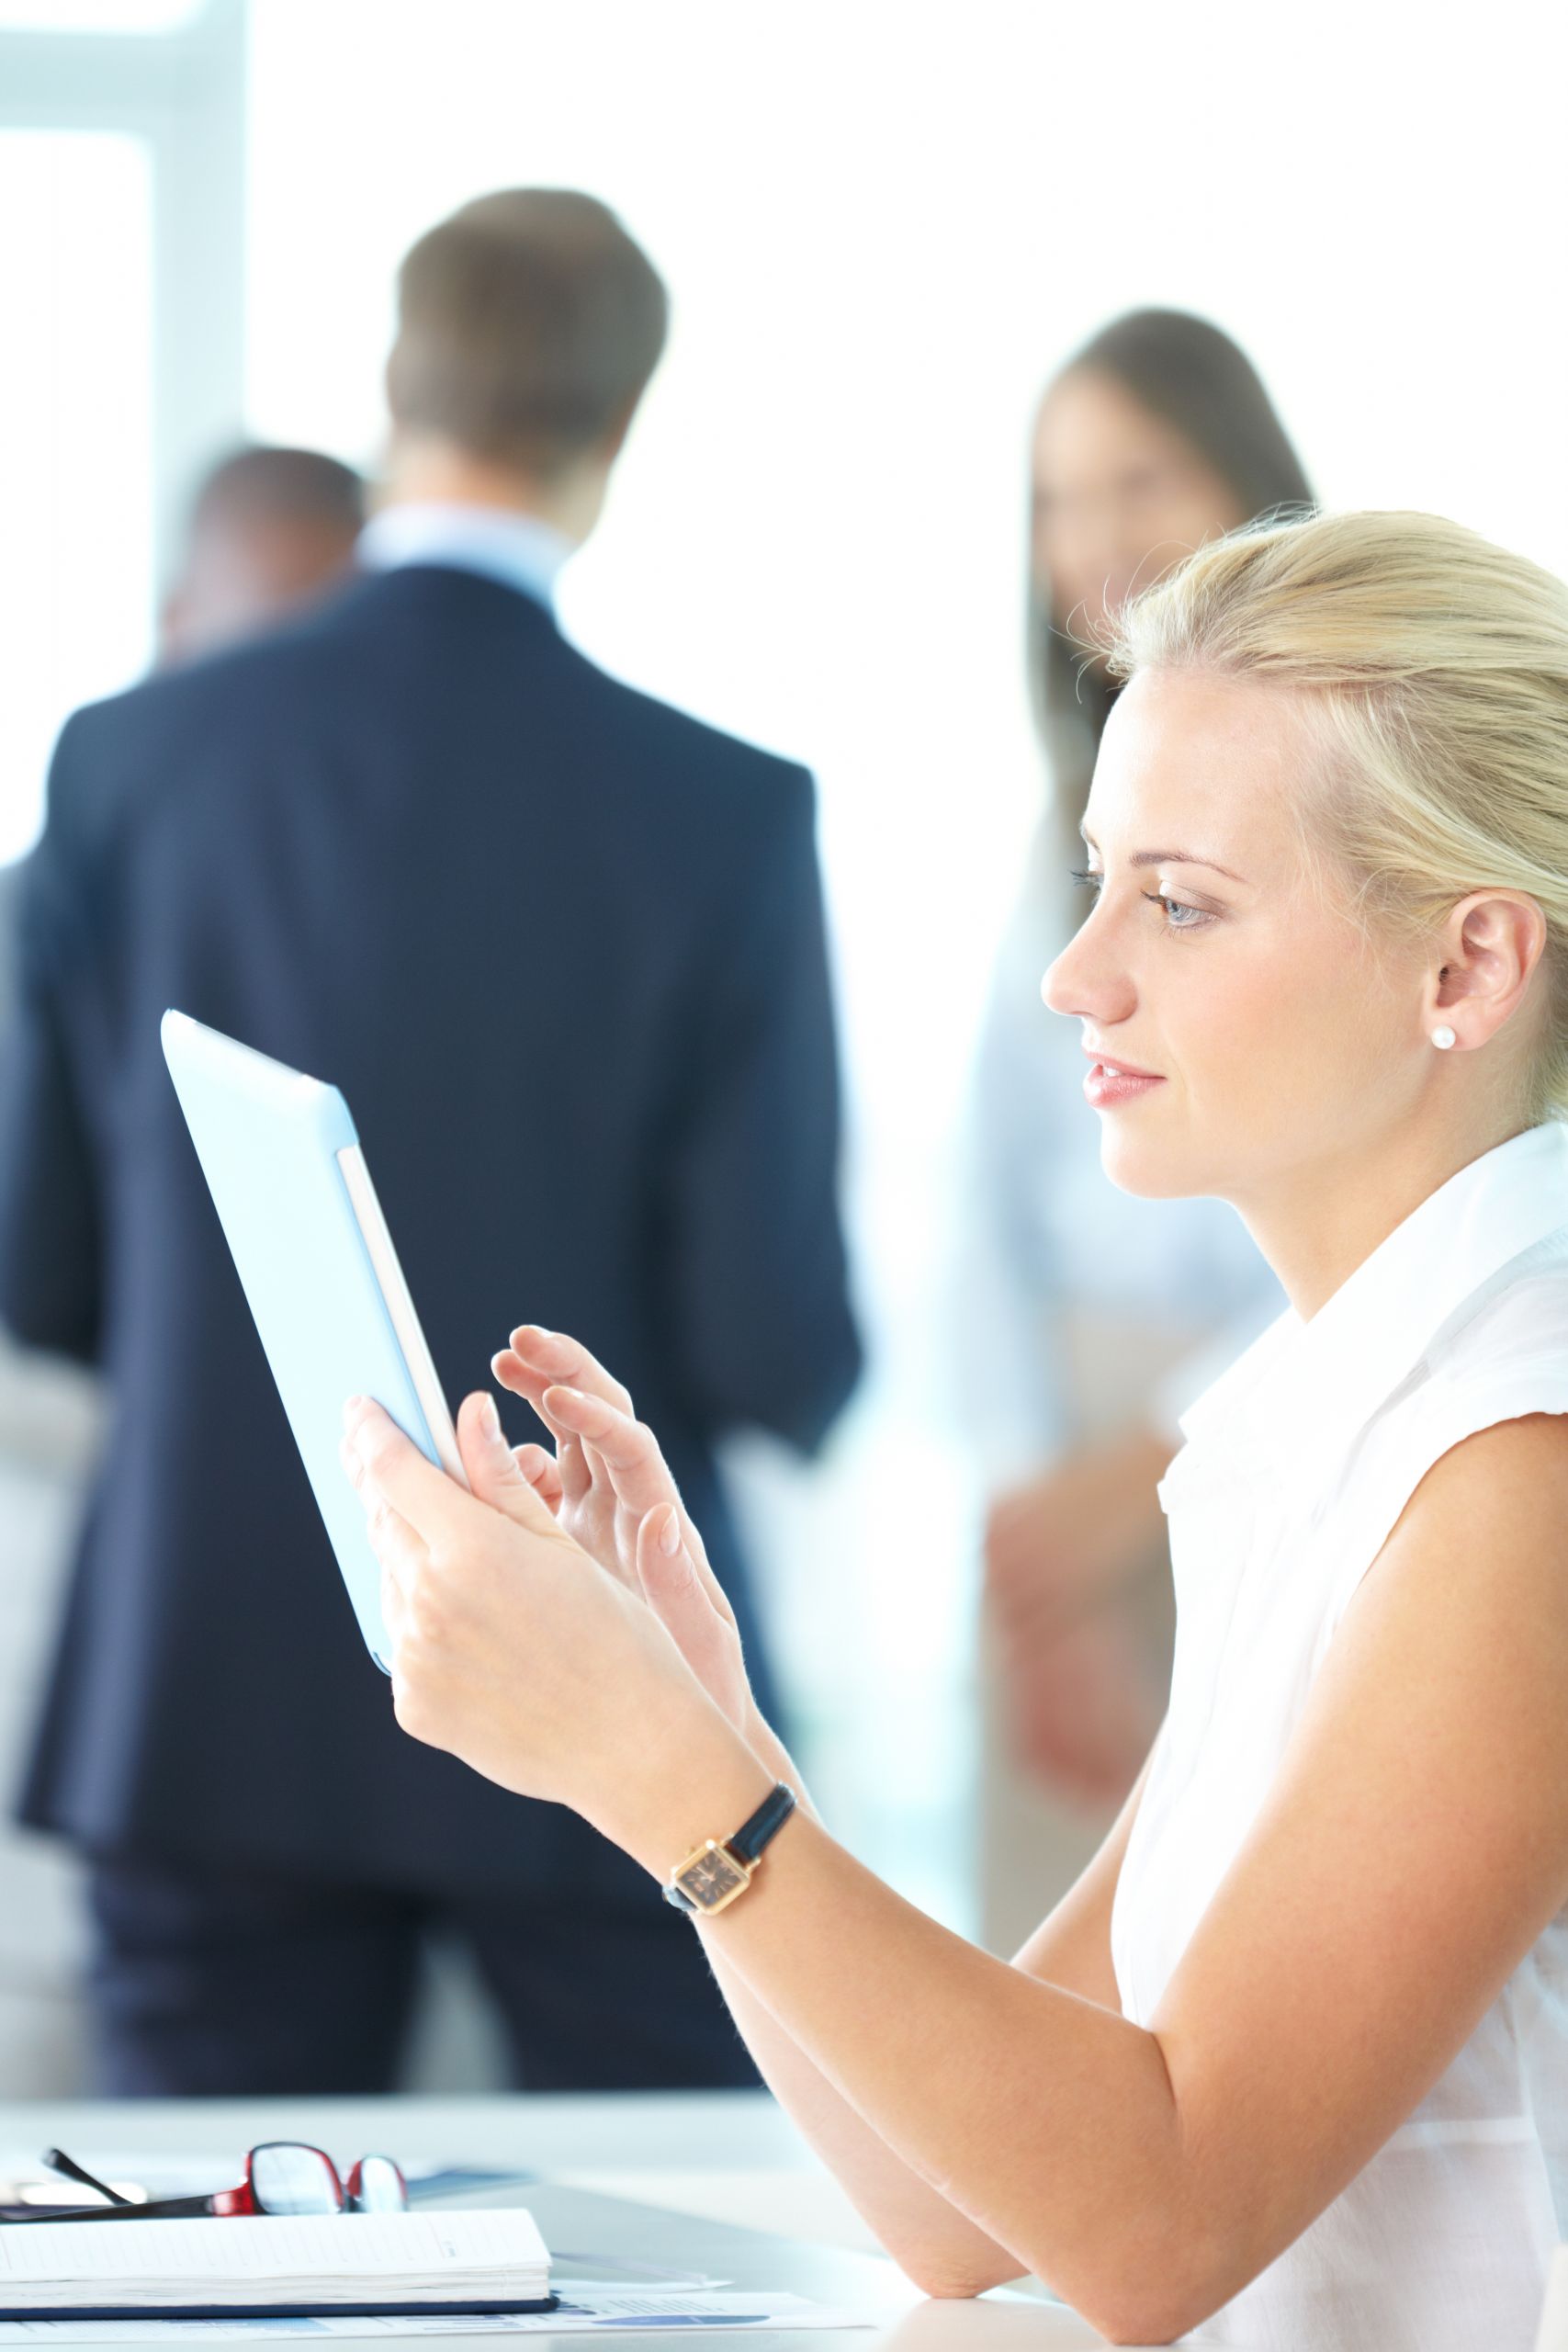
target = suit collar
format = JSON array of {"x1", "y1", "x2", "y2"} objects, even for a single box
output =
[{"x1": 357, "y1": 502, "x2": 571, "y2": 611}]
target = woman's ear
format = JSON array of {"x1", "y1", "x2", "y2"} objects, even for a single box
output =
[{"x1": 1429, "y1": 890, "x2": 1549, "y2": 1047}]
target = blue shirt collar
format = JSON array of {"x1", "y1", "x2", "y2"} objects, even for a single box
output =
[{"x1": 357, "y1": 501, "x2": 572, "y2": 610}]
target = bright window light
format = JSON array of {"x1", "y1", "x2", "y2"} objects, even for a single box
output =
[
  {"x1": 0, "y1": 130, "x2": 153, "y2": 862},
  {"x1": 0, "y1": 1, "x2": 203, "y2": 28}
]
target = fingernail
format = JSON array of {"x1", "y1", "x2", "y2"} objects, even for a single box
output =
[
  {"x1": 480, "y1": 1393, "x2": 502, "y2": 1440},
  {"x1": 344, "y1": 1396, "x2": 367, "y2": 1425},
  {"x1": 659, "y1": 1509, "x2": 682, "y2": 1557}
]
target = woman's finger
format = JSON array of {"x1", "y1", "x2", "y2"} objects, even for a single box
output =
[
  {"x1": 635, "y1": 1506, "x2": 741, "y2": 1686},
  {"x1": 636, "y1": 1500, "x2": 736, "y2": 1627},
  {"x1": 343, "y1": 1397, "x2": 467, "y2": 1544},
  {"x1": 542, "y1": 1384, "x2": 677, "y2": 1519},
  {"x1": 454, "y1": 1392, "x2": 568, "y2": 1536},
  {"x1": 555, "y1": 1430, "x2": 592, "y2": 1508},
  {"x1": 636, "y1": 1504, "x2": 699, "y2": 1611},
  {"x1": 492, "y1": 1347, "x2": 568, "y2": 1430},
  {"x1": 348, "y1": 1464, "x2": 427, "y2": 1598},
  {"x1": 490, "y1": 1351, "x2": 592, "y2": 1506},
  {"x1": 514, "y1": 1442, "x2": 564, "y2": 1514},
  {"x1": 504, "y1": 1326, "x2": 634, "y2": 1419}
]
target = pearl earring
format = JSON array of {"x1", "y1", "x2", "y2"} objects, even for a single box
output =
[{"x1": 1432, "y1": 1025, "x2": 1457, "y2": 1050}]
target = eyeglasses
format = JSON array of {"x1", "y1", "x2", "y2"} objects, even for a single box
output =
[{"x1": 25, "y1": 2144, "x2": 409, "y2": 2222}]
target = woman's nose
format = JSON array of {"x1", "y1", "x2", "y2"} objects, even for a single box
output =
[{"x1": 1042, "y1": 910, "x2": 1134, "y2": 1024}]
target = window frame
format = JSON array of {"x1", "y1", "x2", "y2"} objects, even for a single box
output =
[{"x1": 0, "y1": 0, "x2": 246, "y2": 582}]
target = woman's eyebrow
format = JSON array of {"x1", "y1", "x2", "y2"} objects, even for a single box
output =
[
  {"x1": 1128, "y1": 848, "x2": 1250, "y2": 885},
  {"x1": 1079, "y1": 830, "x2": 1249, "y2": 887}
]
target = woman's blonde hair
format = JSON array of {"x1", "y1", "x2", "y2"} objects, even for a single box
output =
[{"x1": 1103, "y1": 509, "x2": 1568, "y2": 1123}]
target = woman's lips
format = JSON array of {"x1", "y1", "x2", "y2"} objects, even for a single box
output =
[{"x1": 1083, "y1": 1057, "x2": 1165, "y2": 1109}]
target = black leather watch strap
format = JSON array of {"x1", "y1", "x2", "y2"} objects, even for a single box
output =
[
  {"x1": 662, "y1": 1782, "x2": 797, "y2": 1913},
  {"x1": 728, "y1": 1781, "x2": 797, "y2": 1865}
]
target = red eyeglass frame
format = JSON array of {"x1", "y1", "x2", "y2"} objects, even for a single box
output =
[
  {"x1": 206, "y1": 2147, "x2": 402, "y2": 2218},
  {"x1": 27, "y1": 2143, "x2": 407, "y2": 2222}
]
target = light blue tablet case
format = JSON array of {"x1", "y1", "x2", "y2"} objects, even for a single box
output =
[{"x1": 161, "y1": 1010, "x2": 455, "y2": 1673}]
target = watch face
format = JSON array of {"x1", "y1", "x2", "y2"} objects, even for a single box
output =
[{"x1": 676, "y1": 1844, "x2": 750, "y2": 1913}]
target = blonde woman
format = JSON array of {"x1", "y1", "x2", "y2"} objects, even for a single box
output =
[{"x1": 339, "y1": 511, "x2": 1568, "y2": 2348}]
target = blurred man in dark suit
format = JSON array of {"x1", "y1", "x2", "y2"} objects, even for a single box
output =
[
  {"x1": 0, "y1": 189, "x2": 861, "y2": 2097},
  {"x1": 159, "y1": 445, "x2": 366, "y2": 666}
]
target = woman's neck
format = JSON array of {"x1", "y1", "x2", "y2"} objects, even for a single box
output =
[{"x1": 1235, "y1": 1114, "x2": 1536, "y2": 1320}]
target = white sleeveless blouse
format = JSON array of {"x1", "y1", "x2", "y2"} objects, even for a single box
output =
[{"x1": 1111, "y1": 1122, "x2": 1568, "y2": 2351}]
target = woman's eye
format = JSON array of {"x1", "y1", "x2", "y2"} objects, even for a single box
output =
[
  {"x1": 1070, "y1": 869, "x2": 1213, "y2": 933},
  {"x1": 1141, "y1": 889, "x2": 1211, "y2": 933}
]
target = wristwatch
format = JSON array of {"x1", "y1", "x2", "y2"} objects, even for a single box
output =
[{"x1": 662, "y1": 1782, "x2": 798, "y2": 1916}]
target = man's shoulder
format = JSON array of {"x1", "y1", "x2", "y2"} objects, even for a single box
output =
[
  {"x1": 56, "y1": 591, "x2": 359, "y2": 807},
  {"x1": 51, "y1": 579, "x2": 817, "y2": 854},
  {"x1": 561, "y1": 650, "x2": 813, "y2": 804}
]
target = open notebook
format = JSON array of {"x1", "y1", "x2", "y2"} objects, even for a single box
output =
[{"x1": 0, "y1": 2209, "x2": 552, "y2": 2320}]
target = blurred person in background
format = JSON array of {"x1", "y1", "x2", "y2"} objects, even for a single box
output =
[
  {"x1": 0, "y1": 442, "x2": 366, "y2": 999},
  {"x1": 965, "y1": 311, "x2": 1313, "y2": 1951},
  {"x1": 0, "y1": 438, "x2": 366, "y2": 2093},
  {"x1": 0, "y1": 187, "x2": 861, "y2": 2097},
  {"x1": 158, "y1": 444, "x2": 367, "y2": 666}
]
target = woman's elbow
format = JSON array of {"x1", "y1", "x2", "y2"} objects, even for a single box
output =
[
  {"x1": 1075, "y1": 2255, "x2": 1243, "y2": 2346},
  {"x1": 1036, "y1": 2208, "x2": 1240, "y2": 2347},
  {"x1": 891, "y1": 2231, "x2": 1234, "y2": 2337},
  {"x1": 888, "y1": 2246, "x2": 1026, "y2": 2302},
  {"x1": 1077, "y1": 2290, "x2": 1215, "y2": 2348},
  {"x1": 897, "y1": 2261, "x2": 1201, "y2": 2340},
  {"x1": 899, "y1": 2266, "x2": 1012, "y2": 2302}
]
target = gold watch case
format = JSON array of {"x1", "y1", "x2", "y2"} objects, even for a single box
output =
[{"x1": 671, "y1": 1838, "x2": 755, "y2": 1915}]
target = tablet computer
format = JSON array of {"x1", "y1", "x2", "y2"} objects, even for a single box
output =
[{"x1": 161, "y1": 1010, "x2": 467, "y2": 1673}]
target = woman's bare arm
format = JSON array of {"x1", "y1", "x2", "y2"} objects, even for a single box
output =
[
  {"x1": 487, "y1": 1325, "x2": 1149, "y2": 2290},
  {"x1": 607, "y1": 1414, "x2": 1568, "y2": 2343},
  {"x1": 696, "y1": 1722, "x2": 1154, "y2": 2294},
  {"x1": 349, "y1": 1355, "x2": 1568, "y2": 2342}
]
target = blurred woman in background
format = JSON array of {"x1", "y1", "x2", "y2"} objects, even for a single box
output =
[{"x1": 967, "y1": 311, "x2": 1314, "y2": 1949}]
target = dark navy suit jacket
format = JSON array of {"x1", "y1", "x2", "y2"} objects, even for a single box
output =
[{"x1": 0, "y1": 563, "x2": 861, "y2": 1900}]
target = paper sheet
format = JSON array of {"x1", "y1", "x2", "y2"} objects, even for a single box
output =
[{"x1": 0, "y1": 2211, "x2": 548, "y2": 2307}]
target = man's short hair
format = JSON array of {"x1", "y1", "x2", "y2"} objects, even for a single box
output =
[
  {"x1": 190, "y1": 446, "x2": 367, "y2": 538},
  {"x1": 386, "y1": 188, "x2": 669, "y2": 478}
]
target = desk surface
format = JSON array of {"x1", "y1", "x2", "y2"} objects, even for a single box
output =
[{"x1": 0, "y1": 2093, "x2": 1122, "y2": 2348}]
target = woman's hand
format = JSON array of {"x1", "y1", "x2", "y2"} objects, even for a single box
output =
[
  {"x1": 984, "y1": 1423, "x2": 1175, "y2": 1646},
  {"x1": 489, "y1": 1326, "x2": 758, "y2": 1737},
  {"x1": 339, "y1": 1388, "x2": 739, "y2": 1844},
  {"x1": 997, "y1": 1598, "x2": 1164, "y2": 1808},
  {"x1": 984, "y1": 1423, "x2": 1175, "y2": 1806}
]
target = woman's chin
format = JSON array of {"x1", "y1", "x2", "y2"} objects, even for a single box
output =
[{"x1": 1098, "y1": 1125, "x2": 1193, "y2": 1200}]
